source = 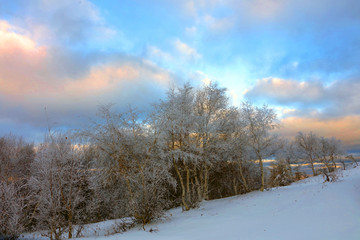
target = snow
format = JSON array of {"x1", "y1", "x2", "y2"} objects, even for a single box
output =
[{"x1": 24, "y1": 165, "x2": 360, "y2": 240}]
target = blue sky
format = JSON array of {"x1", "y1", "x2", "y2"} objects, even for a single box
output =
[{"x1": 0, "y1": 0, "x2": 359, "y2": 150}]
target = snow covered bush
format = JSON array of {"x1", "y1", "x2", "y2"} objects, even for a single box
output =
[{"x1": 268, "y1": 160, "x2": 293, "y2": 187}]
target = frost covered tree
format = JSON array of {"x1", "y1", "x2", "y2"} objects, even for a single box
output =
[
  {"x1": 327, "y1": 137, "x2": 345, "y2": 168},
  {"x1": 295, "y1": 132, "x2": 320, "y2": 176},
  {"x1": 0, "y1": 180, "x2": 28, "y2": 239},
  {"x1": 84, "y1": 105, "x2": 175, "y2": 226},
  {"x1": 319, "y1": 137, "x2": 345, "y2": 172},
  {"x1": 0, "y1": 135, "x2": 34, "y2": 239},
  {"x1": 275, "y1": 139, "x2": 301, "y2": 177},
  {"x1": 153, "y1": 83, "x2": 199, "y2": 210},
  {"x1": 241, "y1": 102, "x2": 279, "y2": 191},
  {"x1": 222, "y1": 109, "x2": 254, "y2": 193},
  {"x1": 29, "y1": 134, "x2": 88, "y2": 239},
  {"x1": 0, "y1": 135, "x2": 35, "y2": 182},
  {"x1": 193, "y1": 82, "x2": 232, "y2": 200}
]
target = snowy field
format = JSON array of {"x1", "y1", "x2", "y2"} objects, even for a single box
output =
[{"x1": 25, "y1": 165, "x2": 360, "y2": 240}]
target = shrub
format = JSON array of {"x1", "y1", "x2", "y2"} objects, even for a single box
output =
[{"x1": 268, "y1": 161, "x2": 293, "y2": 187}]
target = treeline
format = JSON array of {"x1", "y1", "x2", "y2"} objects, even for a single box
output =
[{"x1": 0, "y1": 83, "x2": 353, "y2": 239}]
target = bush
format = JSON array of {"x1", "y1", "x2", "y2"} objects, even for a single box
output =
[{"x1": 268, "y1": 161, "x2": 293, "y2": 188}]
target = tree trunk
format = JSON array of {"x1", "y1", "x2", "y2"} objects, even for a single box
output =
[
  {"x1": 323, "y1": 157, "x2": 331, "y2": 172},
  {"x1": 173, "y1": 160, "x2": 189, "y2": 211},
  {"x1": 185, "y1": 163, "x2": 191, "y2": 205},
  {"x1": 238, "y1": 161, "x2": 249, "y2": 192},
  {"x1": 233, "y1": 177, "x2": 238, "y2": 195},
  {"x1": 330, "y1": 156, "x2": 337, "y2": 169},
  {"x1": 68, "y1": 209, "x2": 73, "y2": 239},
  {"x1": 194, "y1": 167, "x2": 202, "y2": 201},
  {"x1": 258, "y1": 155, "x2": 265, "y2": 192},
  {"x1": 309, "y1": 156, "x2": 316, "y2": 176},
  {"x1": 203, "y1": 164, "x2": 209, "y2": 200}
]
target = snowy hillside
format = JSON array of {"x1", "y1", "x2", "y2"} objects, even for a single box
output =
[{"x1": 26, "y1": 165, "x2": 360, "y2": 240}]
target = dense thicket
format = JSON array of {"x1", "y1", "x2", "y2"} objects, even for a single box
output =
[{"x1": 0, "y1": 83, "x2": 350, "y2": 239}]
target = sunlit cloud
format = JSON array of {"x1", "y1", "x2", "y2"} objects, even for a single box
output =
[
  {"x1": 0, "y1": 21, "x2": 48, "y2": 99},
  {"x1": 245, "y1": 78, "x2": 325, "y2": 104},
  {"x1": 1, "y1": 0, "x2": 360, "y2": 149},
  {"x1": 0, "y1": 20, "x2": 175, "y2": 131},
  {"x1": 276, "y1": 116, "x2": 360, "y2": 149},
  {"x1": 245, "y1": 77, "x2": 360, "y2": 118}
]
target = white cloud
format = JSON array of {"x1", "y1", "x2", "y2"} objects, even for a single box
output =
[
  {"x1": 245, "y1": 77, "x2": 325, "y2": 104},
  {"x1": 146, "y1": 45, "x2": 174, "y2": 63},
  {"x1": 173, "y1": 39, "x2": 202, "y2": 61},
  {"x1": 203, "y1": 15, "x2": 234, "y2": 33},
  {"x1": 185, "y1": 26, "x2": 197, "y2": 36}
]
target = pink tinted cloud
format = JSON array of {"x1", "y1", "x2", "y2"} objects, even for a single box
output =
[
  {"x1": 0, "y1": 20, "x2": 173, "y2": 127},
  {"x1": 245, "y1": 77, "x2": 325, "y2": 103},
  {"x1": 0, "y1": 21, "x2": 50, "y2": 99},
  {"x1": 276, "y1": 116, "x2": 360, "y2": 148}
]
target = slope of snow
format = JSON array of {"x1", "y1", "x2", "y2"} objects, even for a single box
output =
[
  {"x1": 25, "y1": 165, "x2": 360, "y2": 240},
  {"x1": 81, "y1": 166, "x2": 360, "y2": 240}
]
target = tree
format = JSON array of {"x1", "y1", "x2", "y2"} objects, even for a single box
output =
[
  {"x1": 0, "y1": 135, "x2": 35, "y2": 182},
  {"x1": 241, "y1": 102, "x2": 279, "y2": 191},
  {"x1": 275, "y1": 138, "x2": 301, "y2": 178},
  {"x1": 193, "y1": 82, "x2": 231, "y2": 200},
  {"x1": 153, "y1": 83, "x2": 199, "y2": 210},
  {"x1": 295, "y1": 132, "x2": 320, "y2": 176},
  {"x1": 0, "y1": 135, "x2": 34, "y2": 239},
  {"x1": 84, "y1": 105, "x2": 175, "y2": 226},
  {"x1": 0, "y1": 180, "x2": 27, "y2": 239},
  {"x1": 29, "y1": 134, "x2": 88, "y2": 239}
]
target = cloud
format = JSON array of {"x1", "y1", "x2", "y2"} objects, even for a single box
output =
[
  {"x1": 145, "y1": 45, "x2": 174, "y2": 64},
  {"x1": 203, "y1": 15, "x2": 234, "y2": 33},
  {"x1": 245, "y1": 78, "x2": 325, "y2": 104},
  {"x1": 275, "y1": 116, "x2": 360, "y2": 149},
  {"x1": 245, "y1": 76, "x2": 360, "y2": 149},
  {"x1": 0, "y1": 58, "x2": 174, "y2": 127},
  {"x1": 173, "y1": 38, "x2": 202, "y2": 61},
  {"x1": 0, "y1": 21, "x2": 48, "y2": 99},
  {"x1": 245, "y1": 77, "x2": 360, "y2": 118},
  {"x1": 185, "y1": 26, "x2": 197, "y2": 36},
  {"x1": 0, "y1": 20, "x2": 175, "y2": 131},
  {"x1": 2, "y1": 0, "x2": 115, "y2": 45}
]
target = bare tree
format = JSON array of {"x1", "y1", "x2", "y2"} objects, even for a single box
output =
[
  {"x1": 29, "y1": 134, "x2": 87, "y2": 239},
  {"x1": 295, "y1": 132, "x2": 320, "y2": 176},
  {"x1": 275, "y1": 138, "x2": 302, "y2": 178},
  {"x1": 84, "y1": 105, "x2": 175, "y2": 226},
  {"x1": 241, "y1": 102, "x2": 279, "y2": 191},
  {"x1": 0, "y1": 135, "x2": 34, "y2": 239},
  {"x1": 327, "y1": 137, "x2": 345, "y2": 169},
  {"x1": 193, "y1": 82, "x2": 231, "y2": 200},
  {"x1": 0, "y1": 135, "x2": 35, "y2": 182},
  {"x1": 0, "y1": 181, "x2": 27, "y2": 239},
  {"x1": 153, "y1": 83, "x2": 199, "y2": 210}
]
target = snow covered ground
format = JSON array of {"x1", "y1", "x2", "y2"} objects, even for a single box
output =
[{"x1": 25, "y1": 165, "x2": 360, "y2": 240}]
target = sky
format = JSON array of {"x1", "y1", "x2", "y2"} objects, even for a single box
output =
[{"x1": 0, "y1": 0, "x2": 359, "y2": 151}]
